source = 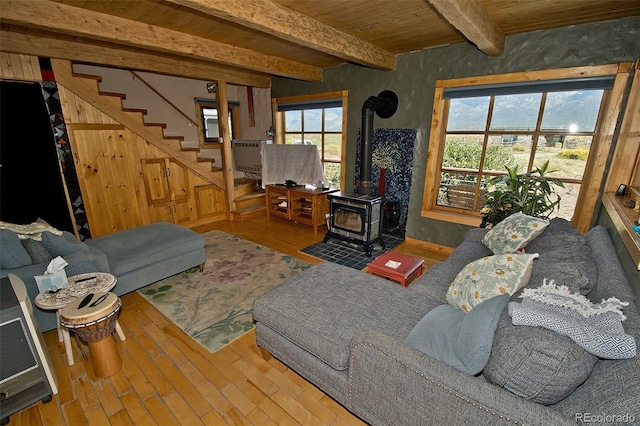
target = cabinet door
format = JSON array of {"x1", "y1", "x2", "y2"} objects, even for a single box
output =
[
  {"x1": 173, "y1": 199, "x2": 193, "y2": 224},
  {"x1": 195, "y1": 185, "x2": 226, "y2": 218},
  {"x1": 167, "y1": 158, "x2": 190, "y2": 201},
  {"x1": 141, "y1": 158, "x2": 170, "y2": 204},
  {"x1": 149, "y1": 202, "x2": 174, "y2": 223}
]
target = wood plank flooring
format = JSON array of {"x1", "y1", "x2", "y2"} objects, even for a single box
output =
[{"x1": 8, "y1": 216, "x2": 449, "y2": 425}]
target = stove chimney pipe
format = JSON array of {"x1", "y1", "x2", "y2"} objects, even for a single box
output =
[{"x1": 358, "y1": 90, "x2": 398, "y2": 195}]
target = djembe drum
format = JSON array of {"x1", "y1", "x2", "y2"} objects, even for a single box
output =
[{"x1": 60, "y1": 291, "x2": 122, "y2": 377}]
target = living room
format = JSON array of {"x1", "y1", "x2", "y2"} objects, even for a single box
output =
[{"x1": 1, "y1": 2, "x2": 640, "y2": 424}]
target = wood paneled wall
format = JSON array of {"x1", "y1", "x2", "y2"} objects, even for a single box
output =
[{"x1": 0, "y1": 52, "x2": 42, "y2": 82}]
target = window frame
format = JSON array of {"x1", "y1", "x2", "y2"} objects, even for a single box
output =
[
  {"x1": 194, "y1": 99, "x2": 240, "y2": 146},
  {"x1": 272, "y1": 90, "x2": 348, "y2": 190},
  {"x1": 422, "y1": 63, "x2": 632, "y2": 233}
]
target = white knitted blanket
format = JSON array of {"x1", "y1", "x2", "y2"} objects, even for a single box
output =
[
  {"x1": 260, "y1": 144, "x2": 324, "y2": 187},
  {"x1": 0, "y1": 221, "x2": 63, "y2": 241},
  {"x1": 509, "y1": 280, "x2": 636, "y2": 359}
]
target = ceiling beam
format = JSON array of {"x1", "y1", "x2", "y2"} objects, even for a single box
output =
[
  {"x1": 0, "y1": 31, "x2": 271, "y2": 88},
  {"x1": 166, "y1": 0, "x2": 396, "y2": 71},
  {"x1": 426, "y1": 0, "x2": 505, "y2": 57},
  {"x1": 0, "y1": 0, "x2": 321, "y2": 81}
]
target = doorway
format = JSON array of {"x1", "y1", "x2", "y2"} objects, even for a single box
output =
[{"x1": 0, "y1": 81, "x2": 73, "y2": 232}]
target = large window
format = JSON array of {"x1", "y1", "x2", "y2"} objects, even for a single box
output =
[
  {"x1": 272, "y1": 91, "x2": 348, "y2": 189},
  {"x1": 422, "y1": 64, "x2": 631, "y2": 232}
]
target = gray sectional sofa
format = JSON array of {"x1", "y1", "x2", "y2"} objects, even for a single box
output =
[
  {"x1": 253, "y1": 219, "x2": 639, "y2": 425},
  {"x1": 1, "y1": 222, "x2": 205, "y2": 332}
]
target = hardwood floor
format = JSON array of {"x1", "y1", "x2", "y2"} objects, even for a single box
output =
[{"x1": 9, "y1": 216, "x2": 449, "y2": 425}]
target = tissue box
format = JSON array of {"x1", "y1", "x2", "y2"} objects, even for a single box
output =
[{"x1": 35, "y1": 270, "x2": 69, "y2": 294}]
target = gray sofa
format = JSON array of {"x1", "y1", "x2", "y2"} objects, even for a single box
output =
[
  {"x1": 1, "y1": 222, "x2": 205, "y2": 332},
  {"x1": 253, "y1": 219, "x2": 639, "y2": 425}
]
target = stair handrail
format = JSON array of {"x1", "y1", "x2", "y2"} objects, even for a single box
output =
[{"x1": 129, "y1": 70, "x2": 198, "y2": 127}]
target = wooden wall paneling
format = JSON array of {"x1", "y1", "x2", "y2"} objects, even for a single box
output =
[
  {"x1": 572, "y1": 63, "x2": 632, "y2": 233},
  {"x1": 58, "y1": 84, "x2": 119, "y2": 125},
  {"x1": 71, "y1": 128, "x2": 145, "y2": 236},
  {"x1": 605, "y1": 60, "x2": 640, "y2": 192},
  {"x1": 0, "y1": 52, "x2": 41, "y2": 82}
]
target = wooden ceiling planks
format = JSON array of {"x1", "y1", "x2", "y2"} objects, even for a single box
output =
[{"x1": 1, "y1": 0, "x2": 638, "y2": 84}]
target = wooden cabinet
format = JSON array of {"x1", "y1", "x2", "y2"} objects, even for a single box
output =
[
  {"x1": 265, "y1": 185, "x2": 337, "y2": 236},
  {"x1": 195, "y1": 184, "x2": 226, "y2": 219},
  {"x1": 142, "y1": 158, "x2": 195, "y2": 224}
]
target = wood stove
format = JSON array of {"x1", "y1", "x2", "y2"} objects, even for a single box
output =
[{"x1": 323, "y1": 192, "x2": 384, "y2": 256}]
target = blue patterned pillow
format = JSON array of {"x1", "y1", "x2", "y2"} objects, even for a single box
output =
[{"x1": 483, "y1": 212, "x2": 549, "y2": 254}]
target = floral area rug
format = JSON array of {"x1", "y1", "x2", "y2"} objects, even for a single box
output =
[{"x1": 138, "y1": 230, "x2": 310, "y2": 353}]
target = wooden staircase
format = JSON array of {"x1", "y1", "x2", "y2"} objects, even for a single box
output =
[
  {"x1": 231, "y1": 178, "x2": 266, "y2": 221},
  {"x1": 53, "y1": 58, "x2": 268, "y2": 222},
  {"x1": 51, "y1": 59, "x2": 223, "y2": 188}
]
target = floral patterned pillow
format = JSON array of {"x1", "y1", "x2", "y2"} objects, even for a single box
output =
[
  {"x1": 482, "y1": 212, "x2": 549, "y2": 254},
  {"x1": 446, "y1": 253, "x2": 539, "y2": 312}
]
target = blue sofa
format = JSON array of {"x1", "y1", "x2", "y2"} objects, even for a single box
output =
[{"x1": 1, "y1": 222, "x2": 205, "y2": 332}]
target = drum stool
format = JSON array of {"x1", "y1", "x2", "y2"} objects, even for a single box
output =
[{"x1": 60, "y1": 292, "x2": 123, "y2": 378}]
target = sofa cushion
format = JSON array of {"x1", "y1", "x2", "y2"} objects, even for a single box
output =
[
  {"x1": 21, "y1": 238, "x2": 53, "y2": 264},
  {"x1": 484, "y1": 309, "x2": 598, "y2": 405},
  {"x1": 85, "y1": 222, "x2": 204, "y2": 277},
  {"x1": 524, "y1": 219, "x2": 597, "y2": 295},
  {"x1": 446, "y1": 253, "x2": 539, "y2": 312},
  {"x1": 40, "y1": 231, "x2": 87, "y2": 257},
  {"x1": 0, "y1": 229, "x2": 32, "y2": 268},
  {"x1": 253, "y1": 262, "x2": 430, "y2": 371},
  {"x1": 405, "y1": 293, "x2": 509, "y2": 375},
  {"x1": 482, "y1": 212, "x2": 549, "y2": 254}
]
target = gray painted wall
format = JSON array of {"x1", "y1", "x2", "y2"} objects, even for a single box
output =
[{"x1": 272, "y1": 16, "x2": 640, "y2": 249}]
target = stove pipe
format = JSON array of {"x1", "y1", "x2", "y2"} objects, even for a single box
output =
[{"x1": 358, "y1": 90, "x2": 398, "y2": 195}]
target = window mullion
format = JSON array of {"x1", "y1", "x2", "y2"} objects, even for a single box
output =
[{"x1": 529, "y1": 92, "x2": 547, "y2": 172}]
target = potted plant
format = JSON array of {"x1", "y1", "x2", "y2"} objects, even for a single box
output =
[{"x1": 480, "y1": 160, "x2": 564, "y2": 228}]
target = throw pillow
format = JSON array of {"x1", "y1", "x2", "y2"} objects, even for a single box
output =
[
  {"x1": 482, "y1": 212, "x2": 549, "y2": 254},
  {"x1": 446, "y1": 253, "x2": 539, "y2": 312},
  {"x1": 405, "y1": 293, "x2": 510, "y2": 375},
  {"x1": 40, "y1": 231, "x2": 86, "y2": 257},
  {"x1": 21, "y1": 238, "x2": 54, "y2": 264},
  {"x1": 484, "y1": 309, "x2": 598, "y2": 405},
  {"x1": 0, "y1": 229, "x2": 33, "y2": 269}
]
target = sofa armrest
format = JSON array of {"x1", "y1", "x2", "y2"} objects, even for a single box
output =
[{"x1": 348, "y1": 330, "x2": 573, "y2": 426}]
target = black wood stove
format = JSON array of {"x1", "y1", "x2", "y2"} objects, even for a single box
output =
[
  {"x1": 323, "y1": 89, "x2": 398, "y2": 257},
  {"x1": 324, "y1": 192, "x2": 384, "y2": 256}
]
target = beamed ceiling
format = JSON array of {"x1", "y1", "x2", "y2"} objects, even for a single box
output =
[{"x1": 1, "y1": 0, "x2": 639, "y2": 88}]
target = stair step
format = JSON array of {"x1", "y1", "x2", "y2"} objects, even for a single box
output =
[
  {"x1": 73, "y1": 72, "x2": 102, "y2": 82},
  {"x1": 235, "y1": 192, "x2": 265, "y2": 210},
  {"x1": 98, "y1": 91, "x2": 126, "y2": 100},
  {"x1": 231, "y1": 204, "x2": 266, "y2": 222},
  {"x1": 122, "y1": 107, "x2": 147, "y2": 115}
]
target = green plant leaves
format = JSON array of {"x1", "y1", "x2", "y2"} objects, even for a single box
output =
[{"x1": 481, "y1": 160, "x2": 564, "y2": 227}]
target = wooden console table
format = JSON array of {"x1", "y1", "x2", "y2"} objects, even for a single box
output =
[{"x1": 265, "y1": 185, "x2": 338, "y2": 236}]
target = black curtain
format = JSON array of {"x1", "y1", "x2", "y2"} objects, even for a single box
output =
[{"x1": 0, "y1": 81, "x2": 73, "y2": 232}]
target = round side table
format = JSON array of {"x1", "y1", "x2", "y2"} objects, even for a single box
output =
[{"x1": 35, "y1": 272, "x2": 126, "y2": 366}]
